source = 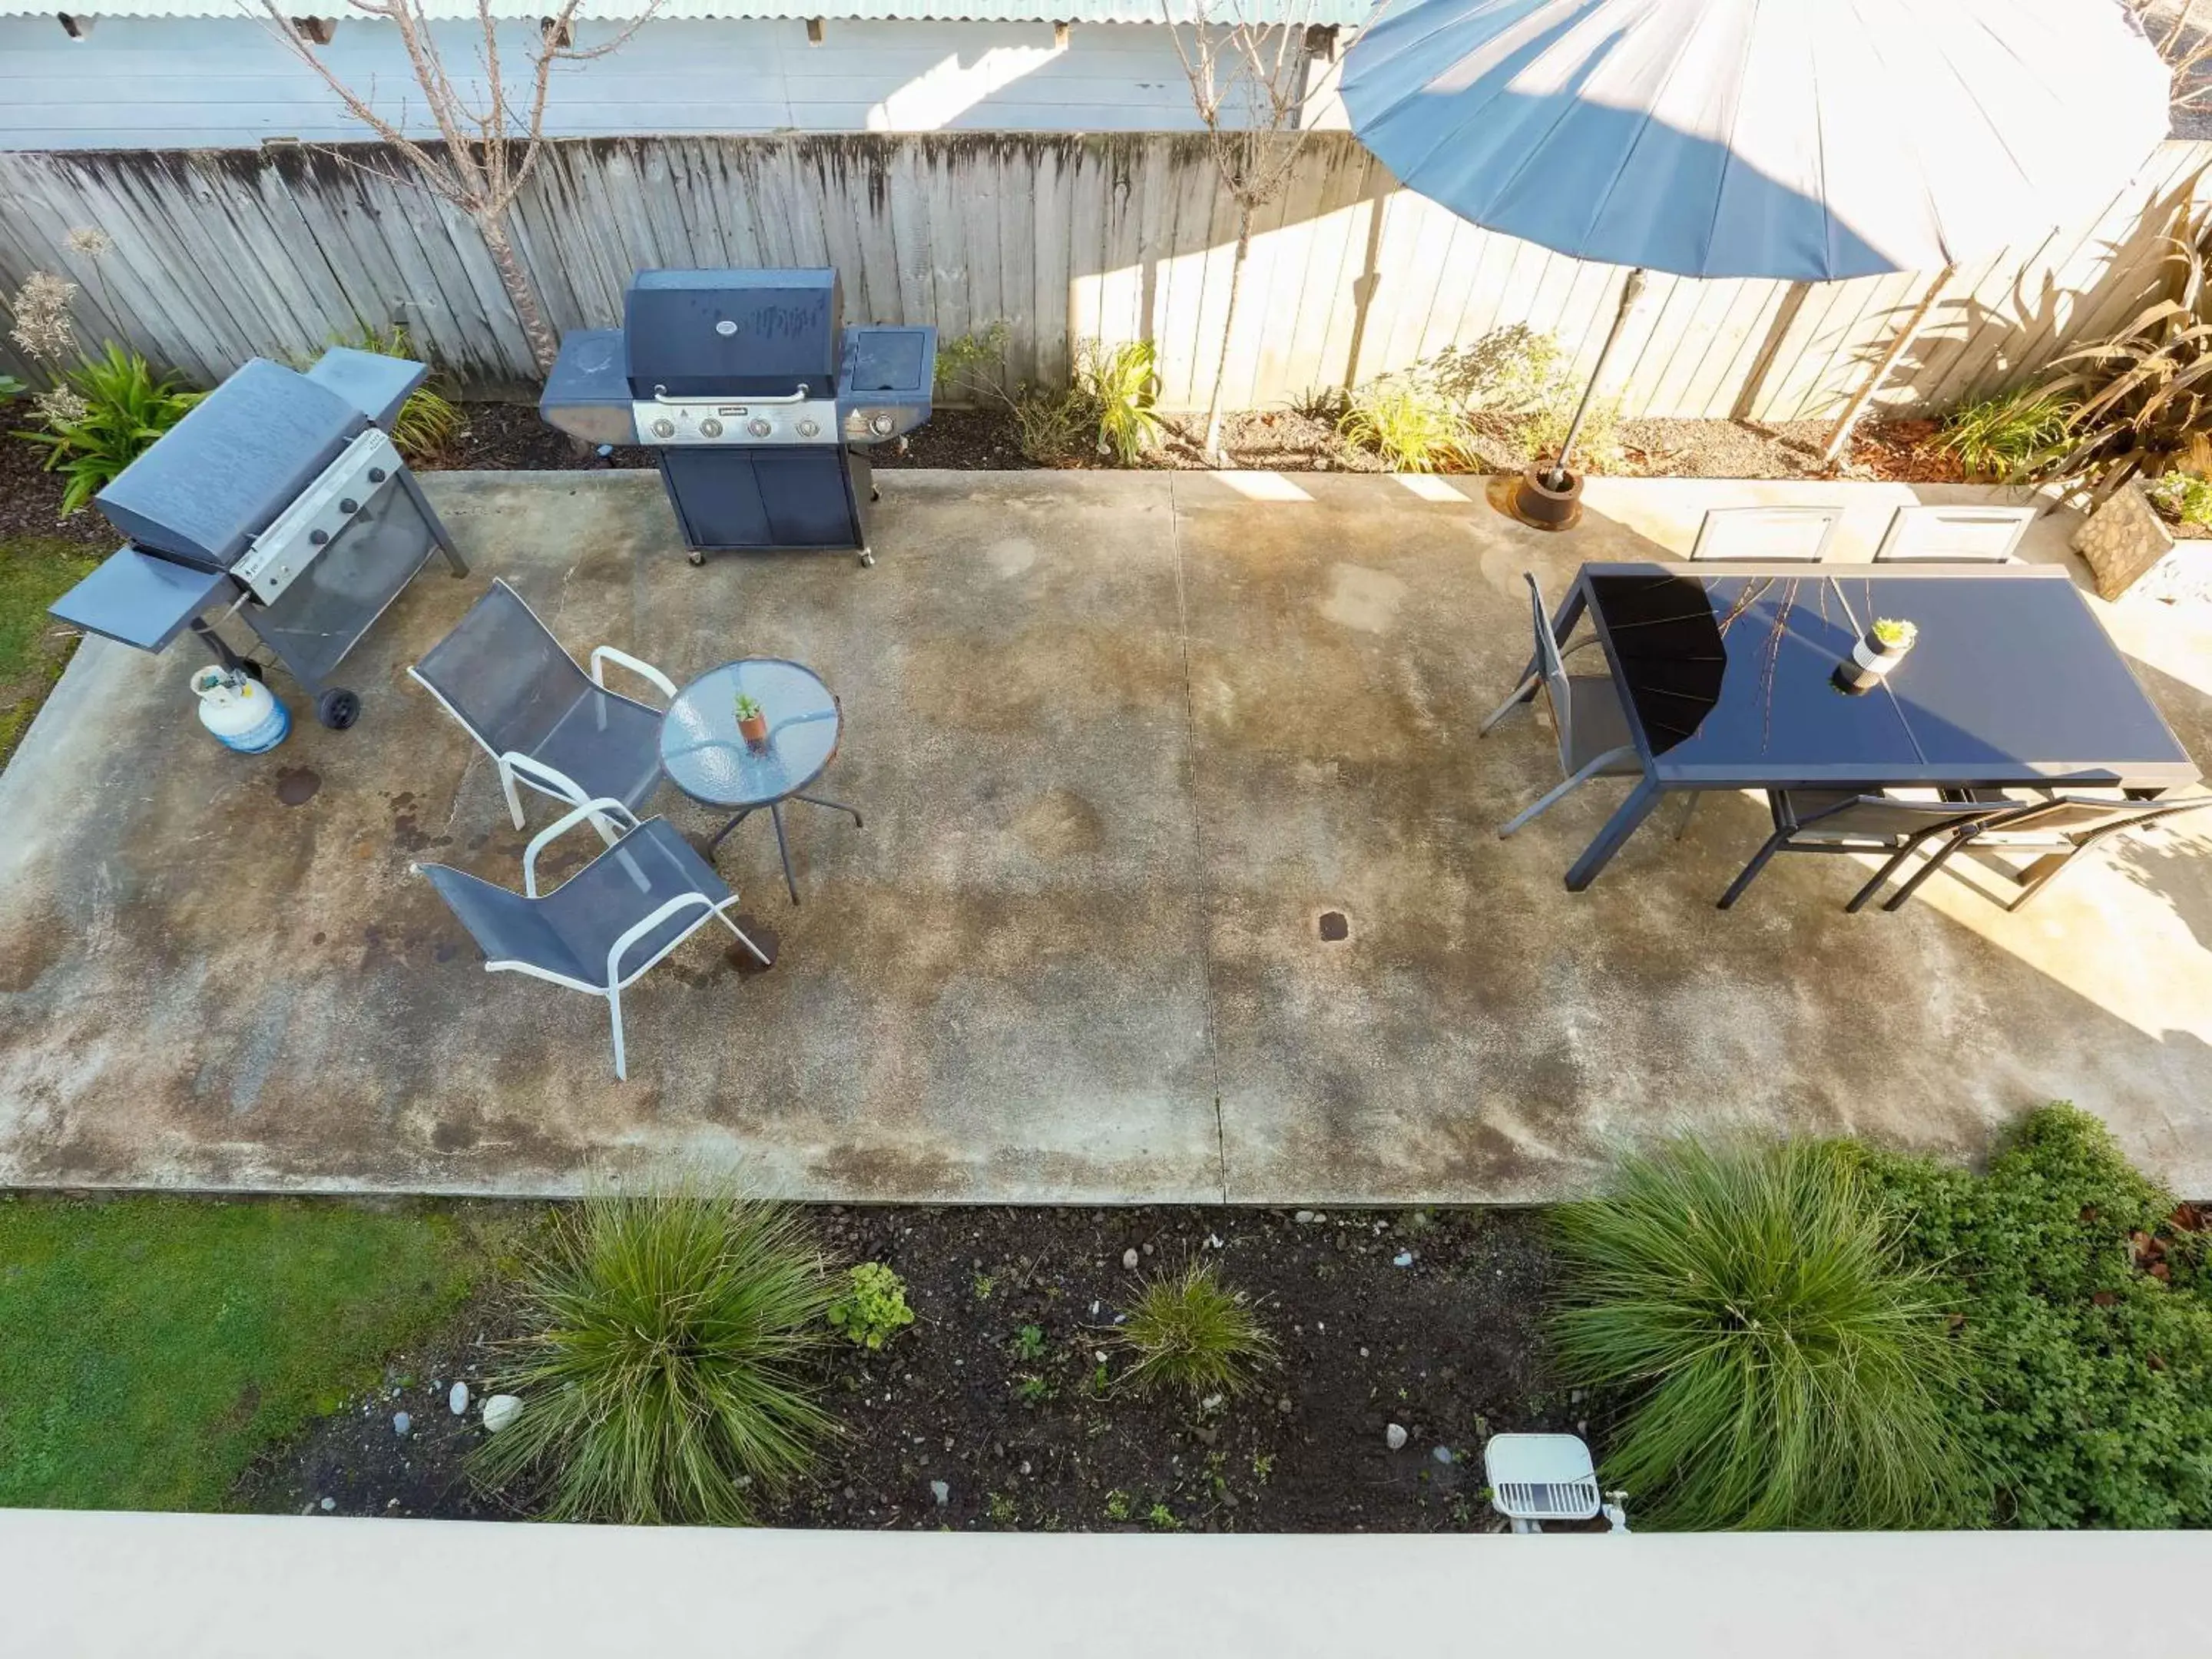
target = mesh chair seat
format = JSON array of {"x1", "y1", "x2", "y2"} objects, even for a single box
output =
[
  {"x1": 1561, "y1": 676, "x2": 1641, "y2": 773},
  {"x1": 411, "y1": 578, "x2": 674, "y2": 825},
  {"x1": 1482, "y1": 573, "x2": 1649, "y2": 839},
  {"x1": 417, "y1": 806, "x2": 769, "y2": 1080},
  {"x1": 1775, "y1": 790, "x2": 1982, "y2": 843},
  {"x1": 535, "y1": 691, "x2": 669, "y2": 813}
]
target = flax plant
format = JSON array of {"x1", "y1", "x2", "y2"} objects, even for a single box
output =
[
  {"x1": 1111, "y1": 1260, "x2": 1277, "y2": 1402},
  {"x1": 1550, "y1": 1138, "x2": 1974, "y2": 1532}
]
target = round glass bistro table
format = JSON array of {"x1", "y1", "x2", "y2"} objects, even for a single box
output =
[{"x1": 657, "y1": 658, "x2": 862, "y2": 904}]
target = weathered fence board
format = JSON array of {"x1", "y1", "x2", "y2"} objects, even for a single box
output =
[{"x1": 1, "y1": 132, "x2": 2206, "y2": 421}]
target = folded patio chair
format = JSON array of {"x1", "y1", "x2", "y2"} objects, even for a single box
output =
[
  {"x1": 416, "y1": 798, "x2": 772, "y2": 1081},
  {"x1": 1717, "y1": 790, "x2": 2013, "y2": 912},
  {"x1": 1873, "y1": 504, "x2": 2035, "y2": 562},
  {"x1": 1876, "y1": 791, "x2": 2212, "y2": 913},
  {"x1": 1479, "y1": 573, "x2": 1642, "y2": 838},
  {"x1": 410, "y1": 578, "x2": 677, "y2": 835},
  {"x1": 1688, "y1": 505, "x2": 1839, "y2": 561}
]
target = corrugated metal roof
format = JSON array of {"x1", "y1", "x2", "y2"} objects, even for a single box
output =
[{"x1": 12, "y1": 0, "x2": 1374, "y2": 23}]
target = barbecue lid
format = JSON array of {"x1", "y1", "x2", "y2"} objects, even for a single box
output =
[
  {"x1": 624, "y1": 269, "x2": 843, "y2": 399},
  {"x1": 95, "y1": 359, "x2": 366, "y2": 572}
]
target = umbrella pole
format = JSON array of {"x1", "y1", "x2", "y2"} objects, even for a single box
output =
[{"x1": 1548, "y1": 267, "x2": 1647, "y2": 488}]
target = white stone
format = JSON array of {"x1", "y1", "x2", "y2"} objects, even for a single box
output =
[
  {"x1": 391, "y1": 1412, "x2": 411, "y2": 1437},
  {"x1": 449, "y1": 1382, "x2": 469, "y2": 1416},
  {"x1": 1386, "y1": 1422, "x2": 1409, "y2": 1451},
  {"x1": 481, "y1": 1394, "x2": 522, "y2": 1433},
  {"x1": 1121, "y1": 1247, "x2": 1139, "y2": 1269}
]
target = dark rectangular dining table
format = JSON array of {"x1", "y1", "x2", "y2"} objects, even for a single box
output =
[{"x1": 1545, "y1": 561, "x2": 2202, "y2": 891}]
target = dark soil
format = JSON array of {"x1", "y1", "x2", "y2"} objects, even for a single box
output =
[
  {"x1": 412, "y1": 400, "x2": 656, "y2": 474},
  {"x1": 237, "y1": 1204, "x2": 1581, "y2": 1532},
  {"x1": 0, "y1": 434, "x2": 115, "y2": 553}
]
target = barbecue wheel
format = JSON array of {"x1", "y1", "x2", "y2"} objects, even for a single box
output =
[
  {"x1": 687, "y1": 550, "x2": 705, "y2": 567},
  {"x1": 316, "y1": 687, "x2": 362, "y2": 730}
]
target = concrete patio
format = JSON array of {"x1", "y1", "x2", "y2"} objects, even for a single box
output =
[{"x1": 2, "y1": 469, "x2": 2208, "y2": 1203}]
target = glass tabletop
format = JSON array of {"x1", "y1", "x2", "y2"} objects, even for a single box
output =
[
  {"x1": 1581, "y1": 565, "x2": 2197, "y2": 787},
  {"x1": 659, "y1": 658, "x2": 842, "y2": 809}
]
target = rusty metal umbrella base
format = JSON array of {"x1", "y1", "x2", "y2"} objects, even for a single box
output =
[{"x1": 1507, "y1": 267, "x2": 1647, "y2": 531}]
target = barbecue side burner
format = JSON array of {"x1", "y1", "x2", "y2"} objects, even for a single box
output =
[
  {"x1": 538, "y1": 267, "x2": 935, "y2": 568},
  {"x1": 48, "y1": 348, "x2": 469, "y2": 730}
]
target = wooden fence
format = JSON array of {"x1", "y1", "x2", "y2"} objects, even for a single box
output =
[{"x1": 0, "y1": 132, "x2": 2205, "y2": 420}]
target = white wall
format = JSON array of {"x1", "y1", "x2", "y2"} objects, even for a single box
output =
[{"x1": 0, "y1": 15, "x2": 1210, "y2": 149}]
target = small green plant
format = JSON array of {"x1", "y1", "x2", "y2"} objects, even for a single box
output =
[
  {"x1": 1077, "y1": 339, "x2": 1165, "y2": 465},
  {"x1": 1250, "y1": 1451, "x2": 1274, "y2": 1485},
  {"x1": 1936, "y1": 385, "x2": 2078, "y2": 481},
  {"x1": 2143, "y1": 469, "x2": 2212, "y2": 526},
  {"x1": 1004, "y1": 384, "x2": 1091, "y2": 465},
  {"x1": 15, "y1": 344, "x2": 202, "y2": 515},
  {"x1": 1551, "y1": 1138, "x2": 1971, "y2": 1532},
  {"x1": 1102, "y1": 1488, "x2": 1133, "y2": 1522},
  {"x1": 1012, "y1": 1373, "x2": 1057, "y2": 1406},
  {"x1": 1011, "y1": 1323, "x2": 1047, "y2": 1361},
  {"x1": 1145, "y1": 1501, "x2": 1181, "y2": 1532},
  {"x1": 468, "y1": 1181, "x2": 833, "y2": 1525},
  {"x1": 971, "y1": 1269, "x2": 996, "y2": 1301},
  {"x1": 1858, "y1": 1104, "x2": 2212, "y2": 1528},
  {"x1": 329, "y1": 322, "x2": 463, "y2": 462},
  {"x1": 1337, "y1": 379, "x2": 1466, "y2": 472},
  {"x1": 1111, "y1": 1260, "x2": 1277, "y2": 1402},
  {"x1": 0, "y1": 373, "x2": 23, "y2": 403},
  {"x1": 986, "y1": 1490, "x2": 1018, "y2": 1525},
  {"x1": 933, "y1": 320, "x2": 1011, "y2": 402},
  {"x1": 1872, "y1": 617, "x2": 1918, "y2": 649},
  {"x1": 1088, "y1": 1359, "x2": 1110, "y2": 1397},
  {"x1": 826, "y1": 1261, "x2": 915, "y2": 1351},
  {"x1": 733, "y1": 692, "x2": 763, "y2": 721}
]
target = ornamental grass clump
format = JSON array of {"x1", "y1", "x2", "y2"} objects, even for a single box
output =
[
  {"x1": 468, "y1": 1184, "x2": 833, "y2": 1525},
  {"x1": 1551, "y1": 1138, "x2": 1972, "y2": 1532},
  {"x1": 1112, "y1": 1260, "x2": 1277, "y2": 1402}
]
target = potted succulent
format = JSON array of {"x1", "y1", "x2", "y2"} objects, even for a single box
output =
[
  {"x1": 734, "y1": 691, "x2": 769, "y2": 747},
  {"x1": 1834, "y1": 616, "x2": 1918, "y2": 695}
]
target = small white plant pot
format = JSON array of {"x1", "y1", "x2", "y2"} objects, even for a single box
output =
[{"x1": 1833, "y1": 633, "x2": 1912, "y2": 696}]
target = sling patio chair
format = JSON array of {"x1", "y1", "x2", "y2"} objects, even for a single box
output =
[
  {"x1": 1716, "y1": 790, "x2": 2018, "y2": 912},
  {"x1": 1688, "y1": 505, "x2": 1840, "y2": 561},
  {"x1": 1873, "y1": 503, "x2": 2035, "y2": 563},
  {"x1": 1877, "y1": 790, "x2": 2212, "y2": 913},
  {"x1": 416, "y1": 797, "x2": 772, "y2": 1081},
  {"x1": 411, "y1": 577, "x2": 678, "y2": 838},
  {"x1": 1480, "y1": 572, "x2": 1642, "y2": 837}
]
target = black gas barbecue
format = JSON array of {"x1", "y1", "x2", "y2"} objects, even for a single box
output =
[
  {"x1": 538, "y1": 268, "x2": 935, "y2": 568},
  {"x1": 48, "y1": 348, "x2": 468, "y2": 729}
]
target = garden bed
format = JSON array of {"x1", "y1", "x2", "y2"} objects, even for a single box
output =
[{"x1": 240, "y1": 1203, "x2": 1572, "y2": 1532}]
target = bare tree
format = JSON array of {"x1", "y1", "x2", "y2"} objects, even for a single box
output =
[
  {"x1": 255, "y1": 0, "x2": 659, "y2": 376},
  {"x1": 1165, "y1": 0, "x2": 1316, "y2": 459}
]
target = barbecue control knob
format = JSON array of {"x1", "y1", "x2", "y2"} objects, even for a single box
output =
[
  {"x1": 869, "y1": 412, "x2": 896, "y2": 436},
  {"x1": 796, "y1": 418, "x2": 820, "y2": 438},
  {"x1": 310, "y1": 528, "x2": 329, "y2": 545},
  {"x1": 699, "y1": 417, "x2": 723, "y2": 439},
  {"x1": 651, "y1": 418, "x2": 676, "y2": 440},
  {"x1": 367, "y1": 467, "x2": 387, "y2": 484},
  {"x1": 748, "y1": 418, "x2": 773, "y2": 438},
  {"x1": 339, "y1": 498, "x2": 358, "y2": 515}
]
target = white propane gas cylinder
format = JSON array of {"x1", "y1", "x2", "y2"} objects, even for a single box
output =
[{"x1": 190, "y1": 665, "x2": 291, "y2": 753}]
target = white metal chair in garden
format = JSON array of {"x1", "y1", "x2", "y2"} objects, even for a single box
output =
[
  {"x1": 415, "y1": 798, "x2": 772, "y2": 1081},
  {"x1": 1873, "y1": 503, "x2": 2035, "y2": 562},
  {"x1": 1688, "y1": 505, "x2": 1839, "y2": 561},
  {"x1": 410, "y1": 578, "x2": 678, "y2": 837}
]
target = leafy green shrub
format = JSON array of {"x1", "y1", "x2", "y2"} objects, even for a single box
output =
[
  {"x1": 1551, "y1": 1138, "x2": 1972, "y2": 1531},
  {"x1": 1857, "y1": 1104, "x2": 2212, "y2": 1529},
  {"x1": 15, "y1": 345, "x2": 200, "y2": 515},
  {"x1": 2143, "y1": 469, "x2": 2212, "y2": 526},
  {"x1": 826, "y1": 1260, "x2": 916, "y2": 1350},
  {"x1": 329, "y1": 322, "x2": 463, "y2": 463},
  {"x1": 1005, "y1": 382, "x2": 1092, "y2": 465},
  {"x1": 933, "y1": 320, "x2": 1012, "y2": 402},
  {"x1": 1112, "y1": 1260, "x2": 1277, "y2": 1402},
  {"x1": 1078, "y1": 339, "x2": 1165, "y2": 465},
  {"x1": 1336, "y1": 379, "x2": 1466, "y2": 472},
  {"x1": 0, "y1": 373, "x2": 23, "y2": 403},
  {"x1": 1936, "y1": 386, "x2": 2078, "y2": 481},
  {"x1": 1448, "y1": 325, "x2": 1622, "y2": 472},
  {"x1": 469, "y1": 1184, "x2": 833, "y2": 1525}
]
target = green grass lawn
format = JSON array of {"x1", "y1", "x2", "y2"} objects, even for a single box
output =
[
  {"x1": 0, "y1": 536, "x2": 101, "y2": 767},
  {"x1": 0, "y1": 1196, "x2": 500, "y2": 1512}
]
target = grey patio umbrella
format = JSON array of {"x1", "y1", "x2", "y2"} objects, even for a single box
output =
[{"x1": 1339, "y1": 0, "x2": 2171, "y2": 521}]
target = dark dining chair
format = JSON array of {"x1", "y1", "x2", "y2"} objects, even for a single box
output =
[
  {"x1": 1717, "y1": 790, "x2": 2014, "y2": 912},
  {"x1": 1479, "y1": 573, "x2": 1642, "y2": 837},
  {"x1": 1879, "y1": 791, "x2": 2212, "y2": 912}
]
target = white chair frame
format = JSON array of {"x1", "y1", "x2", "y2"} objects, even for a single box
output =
[
  {"x1": 416, "y1": 797, "x2": 771, "y2": 1081},
  {"x1": 1873, "y1": 504, "x2": 2035, "y2": 563},
  {"x1": 1689, "y1": 505, "x2": 1840, "y2": 562},
  {"x1": 407, "y1": 580, "x2": 679, "y2": 845}
]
